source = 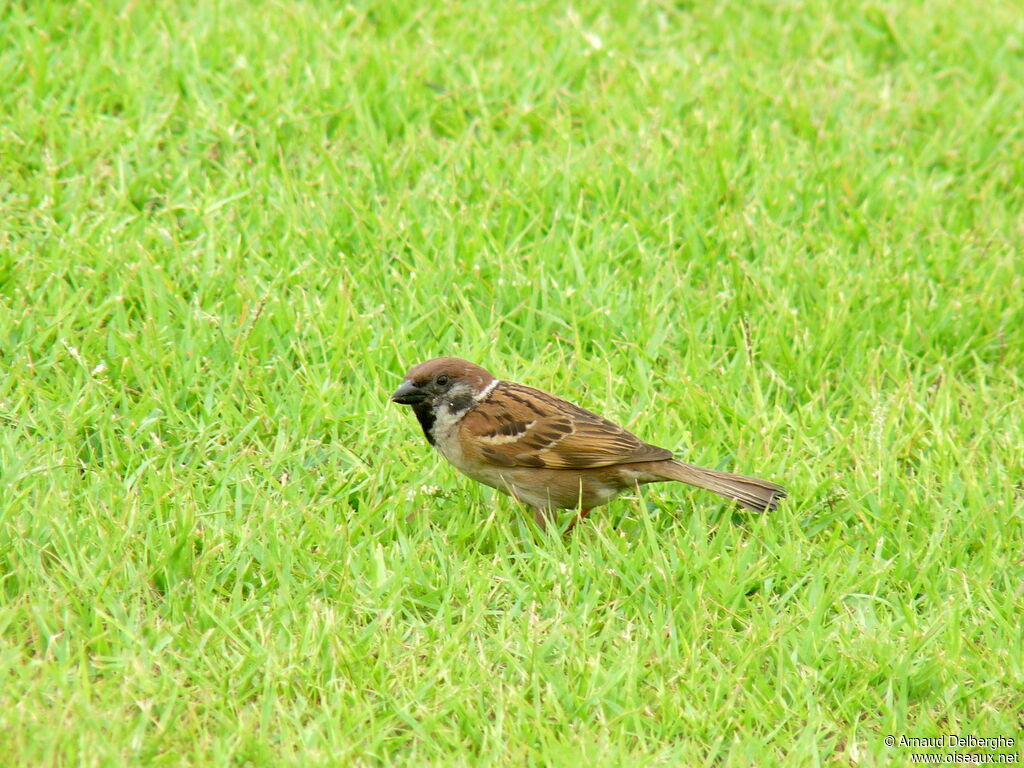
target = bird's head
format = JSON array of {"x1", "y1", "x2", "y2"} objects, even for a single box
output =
[{"x1": 390, "y1": 357, "x2": 496, "y2": 414}]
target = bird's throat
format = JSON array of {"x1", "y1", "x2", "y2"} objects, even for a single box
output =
[{"x1": 412, "y1": 403, "x2": 436, "y2": 446}]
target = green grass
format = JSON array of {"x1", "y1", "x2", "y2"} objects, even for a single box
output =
[{"x1": 1, "y1": 0, "x2": 1022, "y2": 764}]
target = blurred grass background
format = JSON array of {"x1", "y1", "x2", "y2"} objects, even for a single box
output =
[{"x1": 0, "y1": 0, "x2": 1021, "y2": 765}]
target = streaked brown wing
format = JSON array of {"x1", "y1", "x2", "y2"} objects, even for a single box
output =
[{"x1": 460, "y1": 381, "x2": 672, "y2": 469}]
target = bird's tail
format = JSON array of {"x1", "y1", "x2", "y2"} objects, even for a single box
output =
[{"x1": 656, "y1": 460, "x2": 786, "y2": 513}]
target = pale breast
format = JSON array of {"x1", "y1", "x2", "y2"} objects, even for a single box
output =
[{"x1": 430, "y1": 401, "x2": 472, "y2": 469}]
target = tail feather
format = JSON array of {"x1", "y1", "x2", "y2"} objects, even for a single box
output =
[{"x1": 658, "y1": 460, "x2": 786, "y2": 513}]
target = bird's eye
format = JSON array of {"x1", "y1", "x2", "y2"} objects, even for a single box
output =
[{"x1": 436, "y1": 375, "x2": 449, "y2": 386}]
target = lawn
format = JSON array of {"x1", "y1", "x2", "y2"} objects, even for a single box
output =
[{"x1": 1, "y1": 0, "x2": 1022, "y2": 765}]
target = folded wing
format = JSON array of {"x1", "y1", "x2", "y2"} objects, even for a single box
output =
[{"x1": 460, "y1": 381, "x2": 672, "y2": 469}]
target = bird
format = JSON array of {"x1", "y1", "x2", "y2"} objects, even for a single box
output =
[{"x1": 390, "y1": 357, "x2": 786, "y2": 531}]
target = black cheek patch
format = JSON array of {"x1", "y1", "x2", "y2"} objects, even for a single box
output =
[
  {"x1": 412, "y1": 404, "x2": 436, "y2": 445},
  {"x1": 447, "y1": 392, "x2": 476, "y2": 414}
]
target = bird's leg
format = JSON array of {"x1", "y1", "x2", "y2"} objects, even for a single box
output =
[
  {"x1": 532, "y1": 506, "x2": 552, "y2": 530},
  {"x1": 564, "y1": 509, "x2": 592, "y2": 535}
]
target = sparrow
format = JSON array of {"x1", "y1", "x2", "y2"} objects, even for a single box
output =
[{"x1": 390, "y1": 357, "x2": 786, "y2": 531}]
